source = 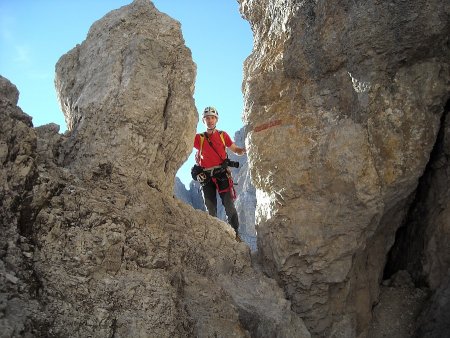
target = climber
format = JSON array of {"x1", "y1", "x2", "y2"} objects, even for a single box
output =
[{"x1": 192, "y1": 106, "x2": 246, "y2": 241}]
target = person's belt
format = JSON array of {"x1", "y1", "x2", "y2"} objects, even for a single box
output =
[{"x1": 203, "y1": 165, "x2": 225, "y2": 177}]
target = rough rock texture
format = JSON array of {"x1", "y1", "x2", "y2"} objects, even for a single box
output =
[
  {"x1": 384, "y1": 104, "x2": 450, "y2": 291},
  {"x1": 416, "y1": 274, "x2": 450, "y2": 337},
  {"x1": 1, "y1": 1, "x2": 310, "y2": 337},
  {"x1": 0, "y1": 75, "x2": 19, "y2": 105},
  {"x1": 0, "y1": 75, "x2": 44, "y2": 336},
  {"x1": 4, "y1": 0, "x2": 449, "y2": 336},
  {"x1": 173, "y1": 178, "x2": 206, "y2": 213},
  {"x1": 55, "y1": 0, "x2": 197, "y2": 194},
  {"x1": 368, "y1": 271, "x2": 428, "y2": 338},
  {"x1": 384, "y1": 100, "x2": 450, "y2": 336},
  {"x1": 239, "y1": 0, "x2": 449, "y2": 336}
]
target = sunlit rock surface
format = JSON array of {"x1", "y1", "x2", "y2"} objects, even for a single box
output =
[
  {"x1": 55, "y1": 0, "x2": 197, "y2": 194},
  {"x1": 0, "y1": 1, "x2": 309, "y2": 337}
]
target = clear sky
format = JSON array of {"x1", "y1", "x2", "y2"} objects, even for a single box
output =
[{"x1": 0, "y1": 0, "x2": 253, "y2": 188}]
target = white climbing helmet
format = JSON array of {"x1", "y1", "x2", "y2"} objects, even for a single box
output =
[{"x1": 202, "y1": 106, "x2": 219, "y2": 119}]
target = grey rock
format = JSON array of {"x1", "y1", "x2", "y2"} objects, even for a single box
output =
[
  {"x1": 3, "y1": 0, "x2": 449, "y2": 336},
  {"x1": 188, "y1": 180, "x2": 207, "y2": 211},
  {"x1": 0, "y1": 74, "x2": 19, "y2": 105},
  {"x1": 0, "y1": 77, "x2": 44, "y2": 336},
  {"x1": 416, "y1": 275, "x2": 450, "y2": 338},
  {"x1": 173, "y1": 176, "x2": 192, "y2": 204},
  {"x1": 0, "y1": 0, "x2": 308, "y2": 336},
  {"x1": 239, "y1": 0, "x2": 450, "y2": 336},
  {"x1": 368, "y1": 282, "x2": 428, "y2": 338},
  {"x1": 55, "y1": 0, "x2": 197, "y2": 195},
  {"x1": 174, "y1": 177, "x2": 206, "y2": 212}
]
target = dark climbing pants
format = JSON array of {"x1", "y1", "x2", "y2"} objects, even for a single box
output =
[{"x1": 201, "y1": 179, "x2": 239, "y2": 233}]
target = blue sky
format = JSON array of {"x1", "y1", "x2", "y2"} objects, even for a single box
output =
[{"x1": 0, "y1": 0, "x2": 252, "y2": 187}]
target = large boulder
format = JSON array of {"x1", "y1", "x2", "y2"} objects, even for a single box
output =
[
  {"x1": 55, "y1": 0, "x2": 197, "y2": 194},
  {"x1": 239, "y1": 0, "x2": 450, "y2": 336}
]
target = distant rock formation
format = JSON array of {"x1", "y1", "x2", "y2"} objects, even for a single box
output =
[
  {"x1": 173, "y1": 177, "x2": 189, "y2": 202},
  {"x1": 187, "y1": 180, "x2": 207, "y2": 211},
  {"x1": 240, "y1": 0, "x2": 449, "y2": 336},
  {"x1": 0, "y1": 1, "x2": 308, "y2": 337},
  {"x1": 229, "y1": 128, "x2": 257, "y2": 248},
  {"x1": 174, "y1": 177, "x2": 202, "y2": 208}
]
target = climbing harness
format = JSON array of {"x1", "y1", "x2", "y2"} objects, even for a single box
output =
[{"x1": 195, "y1": 131, "x2": 236, "y2": 199}]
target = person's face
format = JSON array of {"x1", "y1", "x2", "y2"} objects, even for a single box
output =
[{"x1": 203, "y1": 115, "x2": 217, "y2": 129}]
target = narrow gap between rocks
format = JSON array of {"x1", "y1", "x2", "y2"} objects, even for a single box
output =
[
  {"x1": 173, "y1": 4, "x2": 256, "y2": 251},
  {"x1": 383, "y1": 98, "x2": 450, "y2": 287}
]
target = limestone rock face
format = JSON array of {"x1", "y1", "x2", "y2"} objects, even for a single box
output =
[
  {"x1": 239, "y1": 0, "x2": 449, "y2": 336},
  {"x1": 0, "y1": 75, "x2": 19, "y2": 105},
  {"x1": 55, "y1": 0, "x2": 197, "y2": 194},
  {"x1": 1, "y1": 1, "x2": 310, "y2": 337},
  {"x1": 0, "y1": 76, "x2": 43, "y2": 337},
  {"x1": 383, "y1": 101, "x2": 450, "y2": 335}
]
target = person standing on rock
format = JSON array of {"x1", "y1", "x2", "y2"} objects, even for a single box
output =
[{"x1": 192, "y1": 106, "x2": 246, "y2": 241}]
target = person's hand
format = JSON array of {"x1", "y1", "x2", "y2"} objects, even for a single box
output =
[{"x1": 229, "y1": 143, "x2": 246, "y2": 156}]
